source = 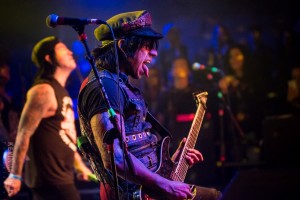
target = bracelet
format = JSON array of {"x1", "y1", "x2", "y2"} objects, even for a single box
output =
[{"x1": 8, "y1": 173, "x2": 22, "y2": 181}]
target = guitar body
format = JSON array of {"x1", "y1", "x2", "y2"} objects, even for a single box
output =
[
  {"x1": 152, "y1": 136, "x2": 174, "y2": 179},
  {"x1": 133, "y1": 136, "x2": 196, "y2": 200},
  {"x1": 131, "y1": 91, "x2": 208, "y2": 200}
]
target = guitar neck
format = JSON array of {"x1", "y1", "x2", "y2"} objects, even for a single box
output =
[{"x1": 171, "y1": 91, "x2": 208, "y2": 182}]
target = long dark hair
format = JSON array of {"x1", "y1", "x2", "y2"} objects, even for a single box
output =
[
  {"x1": 92, "y1": 35, "x2": 159, "y2": 73},
  {"x1": 223, "y1": 44, "x2": 252, "y2": 76},
  {"x1": 33, "y1": 50, "x2": 58, "y2": 83}
]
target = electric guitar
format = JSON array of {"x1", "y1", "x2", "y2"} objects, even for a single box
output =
[{"x1": 132, "y1": 91, "x2": 208, "y2": 200}]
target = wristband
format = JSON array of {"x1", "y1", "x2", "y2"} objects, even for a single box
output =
[{"x1": 8, "y1": 173, "x2": 22, "y2": 181}]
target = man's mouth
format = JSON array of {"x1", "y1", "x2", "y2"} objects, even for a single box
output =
[{"x1": 144, "y1": 60, "x2": 151, "y2": 65}]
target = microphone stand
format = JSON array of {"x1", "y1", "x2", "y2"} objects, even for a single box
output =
[
  {"x1": 217, "y1": 87, "x2": 245, "y2": 184},
  {"x1": 71, "y1": 25, "x2": 134, "y2": 200},
  {"x1": 204, "y1": 73, "x2": 245, "y2": 184},
  {"x1": 220, "y1": 94, "x2": 245, "y2": 138}
]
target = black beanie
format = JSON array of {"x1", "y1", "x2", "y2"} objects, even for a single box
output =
[{"x1": 31, "y1": 36, "x2": 60, "y2": 68}]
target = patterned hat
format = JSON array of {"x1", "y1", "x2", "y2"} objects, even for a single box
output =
[
  {"x1": 94, "y1": 10, "x2": 163, "y2": 41},
  {"x1": 31, "y1": 36, "x2": 60, "y2": 68}
]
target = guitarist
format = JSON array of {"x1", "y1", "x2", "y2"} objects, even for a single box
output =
[{"x1": 78, "y1": 10, "x2": 222, "y2": 200}]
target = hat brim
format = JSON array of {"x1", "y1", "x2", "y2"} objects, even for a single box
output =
[{"x1": 130, "y1": 26, "x2": 163, "y2": 39}]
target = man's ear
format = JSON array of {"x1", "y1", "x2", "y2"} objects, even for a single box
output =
[
  {"x1": 117, "y1": 39, "x2": 125, "y2": 49},
  {"x1": 44, "y1": 54, "x2": 52, "y2": 64},
  {"x1": 118, "y1": 39, "x2": 127, "y2": 58}
]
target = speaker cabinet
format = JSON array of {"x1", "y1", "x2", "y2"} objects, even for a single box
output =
[
  {"x1": 262, "y1": 115, "x2": 300, "y2": 167},
  {"x1": 221, "y1": 168, "x2": 300, "y2": 200}
]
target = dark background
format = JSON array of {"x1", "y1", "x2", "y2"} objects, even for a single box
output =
[
  {"x1": 1, "y1": 0, "x2": 299, "y2": 199},
  {"x1": 1, "y1": 0, "x2": 299, "y2": 104}
]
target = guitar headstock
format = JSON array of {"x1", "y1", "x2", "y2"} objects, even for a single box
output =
[{"x1": 193, "y1": 91, "x2": 208, "y2": 109}]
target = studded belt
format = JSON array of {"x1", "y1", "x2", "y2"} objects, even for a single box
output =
[{"x1": 125, "y1": 131, "x2": 151, "y2": 143}]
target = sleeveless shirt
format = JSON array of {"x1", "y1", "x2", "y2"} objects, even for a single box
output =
[{"x1": 25, "y1": 78, "x2": 76, "y2": 188}]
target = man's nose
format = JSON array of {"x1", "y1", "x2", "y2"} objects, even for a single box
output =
[{"x1": 149, "y1": 49, "x2": 158, "y2": 57}]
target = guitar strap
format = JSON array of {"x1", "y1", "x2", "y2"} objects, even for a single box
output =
[
  {"x1": 146, "y1": 111, "x2": 172, "y2": 138},
  {"x1": 77, "y1": 134, "x2": 116, "y2": 189}
]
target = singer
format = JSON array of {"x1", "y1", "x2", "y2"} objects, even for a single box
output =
[
  {"x1": 3, "y1": 36, "x2": 93, "y2": 200},
  {"x1": 77, "y1": 10, "x2": 222, "y2": 200}
]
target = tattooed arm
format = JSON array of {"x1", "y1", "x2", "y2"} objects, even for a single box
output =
[
  {"x1": 90, "y1": 111, "x2": 194, "y2": 199},
  {"x1": 4, "y1": 84, "x2": 57, "y2": 197}
]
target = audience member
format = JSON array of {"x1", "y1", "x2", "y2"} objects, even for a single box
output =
[
  {"x1": 218, "y1": 44, "x2": 264, "y2": 163},
  {"x1": 157, "y1": 57, "x2": 198, "y2": 155},
  {"x1": 207, "y1": 23, "x2": 234, "y2": 70},
  {"x1": 157, "y1": 26, "x2": 189, "y2": 87},
  {"x1": 286, "y1": 65, "x2": 300, "y2": 115}
]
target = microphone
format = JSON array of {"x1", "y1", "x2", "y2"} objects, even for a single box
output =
[
  {"x1": 46, "y1": 14, "x2": 106, "y2": 28},
  {"x1": 192, "y1": 62, "x2": 225, "y2": 77}
]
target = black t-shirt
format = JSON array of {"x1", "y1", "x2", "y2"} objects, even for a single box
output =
[
  {"x1": 78, "y1": 72, "x2": 127, "y2": 121},
  {"x1": 25, "y1": 78, "x2": 76, "y2": 188}
]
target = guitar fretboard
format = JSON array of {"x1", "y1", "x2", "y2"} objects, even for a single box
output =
[{"x1": 171, "y1": 91, "x2": 207, "y2": 182}]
